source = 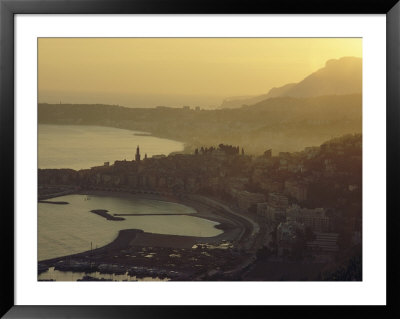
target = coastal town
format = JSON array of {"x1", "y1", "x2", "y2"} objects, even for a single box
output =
[{"x1": 38, "y1": 133, "x2": 362, "y2": 281}]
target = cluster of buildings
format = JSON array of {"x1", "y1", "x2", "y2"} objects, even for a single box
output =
[
  {"x1": 254, "y1": 191, "x2": 336, "y2": 258},
  {"x1": 38, "y1": 134, "x2": 362, "y2": 261}
]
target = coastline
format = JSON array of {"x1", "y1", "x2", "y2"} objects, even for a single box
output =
[
  {"x1": 38, "y1": 190, "x2": 255, "y2": 280},
  {"x1": 46, "y1": 189, "x2": 247, "y2": 242},
  {"x1": 39, "y1": 123, "x2": 194, "y2": 158},
  {"x1": 39, "y1": 190, "x2": 246, "y2": 253}
]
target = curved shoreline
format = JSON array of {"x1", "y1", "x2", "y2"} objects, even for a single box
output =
[
  {"x1": 77, "y1": 190, "x2": 251, "y2": 238},
  {"x1": 38, "y1": 190, "x2": 258, "y2": 280},
  {"x1": 42, "y1": 189, "x2": 246, "y2": 240},
  {"x1": 39, "y1": 190, "x2": 251, "y2": 260},
  {"x1": 38, "y1": 124, "x2": 187, "y2": 170}
]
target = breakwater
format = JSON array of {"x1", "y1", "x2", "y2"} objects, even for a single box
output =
[{"x1": 90, "y1": 209, "x2": 125, "y2": 221}]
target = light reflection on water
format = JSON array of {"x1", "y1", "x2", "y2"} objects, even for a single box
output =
[
  {"x1": 38, "y1": 124, "x2": 184, "y2": 170},
  {"x1": 38, "y1": 194, "x2": 222, "y2": 261},
  {"x1": 38, "y1": 267, "x2": 169, "y2": 281}
]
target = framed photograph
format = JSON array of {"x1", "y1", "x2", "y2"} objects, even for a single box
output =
[{"x1": 1, "y1": 0, "x2": 399, "y2": 318}]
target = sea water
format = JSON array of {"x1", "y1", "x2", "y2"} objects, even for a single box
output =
[
  {"x1": 38, "y1": 124, "x2": 184, "y2": 170},
  {"x1": 38, "y1": 194, "x2": 222, "y2": 261}
]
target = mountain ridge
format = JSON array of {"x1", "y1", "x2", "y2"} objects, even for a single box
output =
[{"x1": 220, "y1": 56, "x2": 362, "y2": 109}]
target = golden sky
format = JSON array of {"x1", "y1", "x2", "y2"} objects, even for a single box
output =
[{"x1": 38, "y1": 38, "x2": 361, "y2": 106}]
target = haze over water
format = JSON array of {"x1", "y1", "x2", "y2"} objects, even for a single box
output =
[{"x1": 39, "y1": 124, "x2": 184, "y2": 170}]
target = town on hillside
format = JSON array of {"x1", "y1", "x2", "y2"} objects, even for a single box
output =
[{"x1": 38, "y1": 133, "x2": 362, "y2": 281}]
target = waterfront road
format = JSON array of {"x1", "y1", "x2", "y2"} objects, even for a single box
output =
[{"x1": 191, "y1": 195, "x2": 260, "y2": 237}]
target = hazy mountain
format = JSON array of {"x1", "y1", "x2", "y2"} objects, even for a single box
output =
[
  {"x1": 277, "y1": 57, "x2": 362, "y2": 98},
  {"x1": 220, "y1": 94, "x2": 270, "y2": 109},
  {"x1": 219, "y1": 56, "x2": 362, "y2": 108},
  {"x1": 264, "y1": 83, "x2": 297, "y2": 98}
]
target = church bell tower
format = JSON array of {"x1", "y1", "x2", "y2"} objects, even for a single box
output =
[{"x1": 135, "y1": 145, "x2": 141, "y2": 162}]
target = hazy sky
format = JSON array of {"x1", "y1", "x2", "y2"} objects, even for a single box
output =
[{"x1": 38, "y1": 38, "x2": 362, "y2": 107}]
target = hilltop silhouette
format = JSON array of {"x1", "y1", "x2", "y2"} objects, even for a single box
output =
[{"x1": 220, "y1": 57, "x2": 362, "y2": 108}]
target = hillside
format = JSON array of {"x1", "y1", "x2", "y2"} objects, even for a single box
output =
[
  {"x1": 38, "y1": 93, "x2": 361, "y2": 155},
  {"x1": 277, "y1": 57, "x2": 362, "y2": 98},
  {"x1": 219, "y1": 57, "x2": 362, "y2": 109}
]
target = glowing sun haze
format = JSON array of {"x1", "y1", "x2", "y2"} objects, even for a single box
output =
[{"x1": 38, "y1": 38, "x2": 362, "y2": 107}]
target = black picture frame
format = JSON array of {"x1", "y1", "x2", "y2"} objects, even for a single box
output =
[{"x1": 1, "y1": 0, "x2": 399, "y2": 318}]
